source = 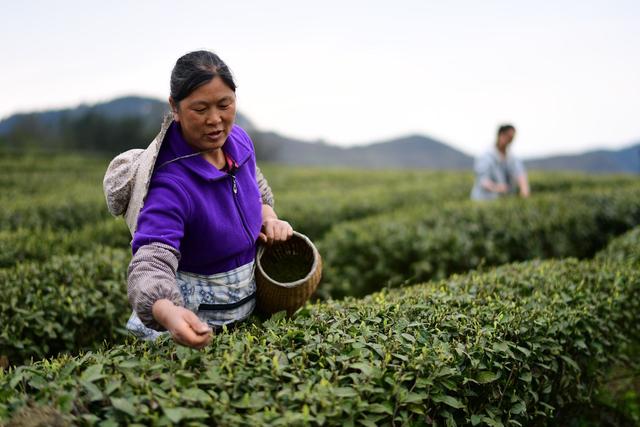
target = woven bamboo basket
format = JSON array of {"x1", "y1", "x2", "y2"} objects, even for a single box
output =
[{"x1": 256, "y1": 231, "x2": 322, "y2": 316}]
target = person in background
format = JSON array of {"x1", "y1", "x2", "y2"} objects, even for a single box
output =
[{"x1": 471, "y1": 124, "x2": 530, "y2": 200}]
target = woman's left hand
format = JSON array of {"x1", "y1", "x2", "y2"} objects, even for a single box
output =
[{"x1": 260, "y1": 218, "x2": 293, "y2": 245}]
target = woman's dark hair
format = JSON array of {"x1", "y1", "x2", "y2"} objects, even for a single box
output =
[
  {"x1": 497, "y1": 124, "x2": 515, "y2": 136},
  {"x1": 170, "y1": 50, "x2": 236, "y2": 103}
]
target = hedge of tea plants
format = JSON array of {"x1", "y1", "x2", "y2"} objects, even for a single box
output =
[
  {"x1": 595, "y1": 225, "x2": 640, "y2": 265},
  {"x1": 0, "y1": 219, "x2": 130, "y2": 269},
  {"x1": 269, "y1": 169, "x2": 473, "y2": 239},
  {"x1": 260, "y1": 167, "x2": 639, "y2": 241},
  {"x1": 0, "y1": 247, "x2": 130, "y2": 367},
  {"x1": 524, "y1": 172, "x2": 639, "y2": 194},
  {"x1": 0, "y1": 155, "x2": 110, "y2": 231},
  {"x1": 0, "y1": 192, "x2": 111, "y2": 232},
  {"x1": 3, "y1": 184, "x2": 640, "y2": 367},
  {"x1": 0, "y1": 164, "x2": 474, "y2": 241},
  {"x1": 1, "y1": 153, "x2": 639, "y2": 424},
  {"x1": 318, "y1": 186, "x2": 640, "y2": 298},
  {"x1": 3, "y1": 154, "x2": 637, "y2": 243},
  {"x1": 0, "y1": 241, "x2": 638, "y2": 426}
]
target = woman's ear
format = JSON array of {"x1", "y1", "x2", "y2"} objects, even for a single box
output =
[{"x1": 168, "y1": 97, "x2": 180, "y2": 122}]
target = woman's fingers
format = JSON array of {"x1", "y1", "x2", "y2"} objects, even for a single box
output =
[
  {"x1": 184, "y1": 310, "x2": 212, "y2": 335},
  {"x1": 267, "y1": 222, "x2": 276, "y2": 245},
  {"x1": 274, "y1": 220, "x2": 291, "y2": 242},
  {"x1": 261, "y1": 222, "x2": 271, "y2": 245},
  {"x1": 277, "y1": 221, "x2": 293, "y2": 242},
  {"x1": 170, "y1": 308, "x2": 212, "y2": 349},
  {"x1": 261, "y1": 220, "x2": 294, "y2": 244},
  {"x1": 274, "y1": 223, "x2": 285, "y2": 242},
  {"x1": 175, "y1": 326, "x2": 211, "y2": 349}
]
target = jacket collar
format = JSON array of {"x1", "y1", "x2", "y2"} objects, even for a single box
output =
[
  {"x1": 491, "y1": 146, "x2": 510, "y2": 162},
  {"x1": 159, "y1": 121, "x2": 252, "y2": 180}
]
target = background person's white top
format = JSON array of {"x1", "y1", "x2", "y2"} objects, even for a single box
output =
[{"x1": 471, "y1": 148, "x2": 526, "y2": 201}]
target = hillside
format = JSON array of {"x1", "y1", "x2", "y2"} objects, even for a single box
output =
[
  {"x1": 525, "y1": 145, "x2": 640, "y2": 174},
  {"x1": 1, "y1": 95, "x2": 638, "y2": 172},
  {"x1": 0, "y1": 97, "x2": 258, "y2": 134},
  {"x1": 253, "y1": 131, "x2": 473, "y2": 169}
]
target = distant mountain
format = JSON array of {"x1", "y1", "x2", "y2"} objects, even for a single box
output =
[
  {"x1": 0, "y1": 96, "x2": 256, "y2": 137},
  {"x1": 0, "y1": 96, "x2": 256, "y2": 154},
  {"x1": 1, "y1": 96, "x2": 638, "y2": 173},
  {"x1": 0, "y1": 96, "x2": 165, "y2": 136},
  {"x1": 525, "y1": 144, "x2": 640, "y2": 174},
  {"x1": 254, "y1": 131, "x2": 473, "y2": 169},
  {"x1": 0, "y1": 96, "x2": 472, "y2": 168}
]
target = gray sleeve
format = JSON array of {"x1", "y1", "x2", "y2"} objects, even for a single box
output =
[
  {"x1": 127, "y1": 242, "x2": 184, "y2": 330},
  {"x1": 512, "y1": 157, "x2": 526, "y2": 178},
  {"x1": 256, "y1": 165, "x2": 275, "y2": 207}
]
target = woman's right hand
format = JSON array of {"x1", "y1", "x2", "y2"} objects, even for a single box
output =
[{"x1": 152, "y1": 299, "x2": 212, "y2": 349}]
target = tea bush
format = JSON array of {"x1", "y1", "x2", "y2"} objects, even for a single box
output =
[
  {"x1": 0, "y1": 193, "x2": 109, "y2": 232},
  {"x1": 595, "y1": 225, "x2": 640, "y2": 265},
  {"x1": 268, "y1": 168, "x2": 638, "y2": 241},
  {"x1": 0, "y1": 160, "x2": 473, "y2": 241},
  {"x1": 263, "y1": 168, "x2": 473, "y2": 240},
  {"x1": 0, "y1": 247, "x2": 130, "y2": 367},
  {"x1": 0, "y1": 155, "x2": 106, "y2": 205},
  {"x1": 0, "y1": 219, "x2": 130, "y2": 269},
  {"x1": 1, "y1": 153, "x2": 639, "y2": 425},
  {"x1": 0, "y1": 153, "x2": 105, "y2": 176},
  {"x1": 525, "y1": 172, "x2": 638, "y2": 194},
  {"x1": 0, "y1": 254, "x2": 638, "y2": 426},
  {"x1": 2, "y1": 154, "x2": 636, "y2": 241},
  {"x1": 319, "y1": 186, "x2": 640, "y2": 298}
]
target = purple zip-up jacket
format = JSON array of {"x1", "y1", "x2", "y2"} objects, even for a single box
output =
[{"x1": 132, "y1": 121, "x2": 262, "y2": 275}]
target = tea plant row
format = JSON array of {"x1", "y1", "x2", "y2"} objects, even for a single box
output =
[
  {"x1": 318, "y1": 186, "x2": 640, "y2": 298},
  {"x1": 2, "y1": 153, "x2": 637, "y2": 240},
  {"x1": 0, "y1": 248, "x2": 130, "y2": 366},
  {"x1": 3, "y1": 188, "x2": 640, "y2": 366},
  {"x1": 0, "y1": 229, "x2": 638, "y2": 426}
]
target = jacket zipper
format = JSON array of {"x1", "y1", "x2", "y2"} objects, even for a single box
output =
[{"x1": 230, "y1": 174, "x2": 254, "y2": 244}]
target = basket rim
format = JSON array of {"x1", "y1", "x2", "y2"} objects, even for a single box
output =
[{"x1": 256, "y1": 231, "x2": 320, "y2": 289}]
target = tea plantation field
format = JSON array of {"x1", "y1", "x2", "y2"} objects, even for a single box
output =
[{"x1": 0, "y1": 152, "x2": 639, "y2": 426}]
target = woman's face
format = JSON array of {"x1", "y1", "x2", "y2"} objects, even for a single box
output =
[{"x1": 170, "y1": 76, "x2": 237, "y2": 152}]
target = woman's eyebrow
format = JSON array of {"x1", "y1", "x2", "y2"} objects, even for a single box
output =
[
  {"x1": 188, "y1": 96, "x2": 233, "y2": 106},
  {"x1": 188, "y1": 99, "x2": 209, "y2": 107}
]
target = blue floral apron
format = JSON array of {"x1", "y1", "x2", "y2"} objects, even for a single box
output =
[{"x1": 126, "y1": 261, "x2": 256, "y2": 340}]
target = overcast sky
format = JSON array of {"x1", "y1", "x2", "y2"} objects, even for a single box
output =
[{"x1": 2, "y1": 0, "x2": 639, "y2": 158}]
